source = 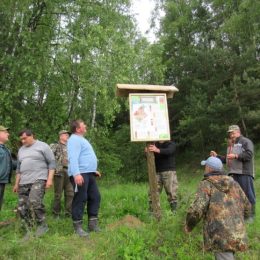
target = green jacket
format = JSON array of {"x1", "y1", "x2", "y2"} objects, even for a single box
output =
[
  {"x1": 50, "y1": 142, "x2": 68, "y2": 174},
  {"x1": 0, "y1": 144, "x2": 12, "y2": 183},
  {"x1": 186, "y1": 172, "x2": 251, "y2": 252}
]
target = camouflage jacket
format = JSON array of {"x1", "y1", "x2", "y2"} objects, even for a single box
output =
[
  {"x1": 50, "y1": 142, "x2": 68, "y2": 174},
  {"x1": 186, "y1": 172, "x2": 251, "y2": 252}
]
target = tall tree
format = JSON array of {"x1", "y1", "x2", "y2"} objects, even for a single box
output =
[
  {"x1": 1, "y1": 0, "x2": 166, "y2": 177},
  {"x1": 158, "y1": 0, "x2": 260, "y2": 152}
]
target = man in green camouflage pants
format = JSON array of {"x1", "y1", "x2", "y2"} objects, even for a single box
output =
[
  {"x1": 147, "y1": 141, "x2": 178, "y2": 213},
  {"x1": 13, "y1": 129, "x2": 55, "y2": 239},
  {"x1": 184, "y1": 156, "x2": 251, "y2": 260},
  {"x1": 50, "y1": 130, "x2": 73, "y2": 218},
  {"x1": 16, "y1": 180, "x2": 46, "y2": 226}
]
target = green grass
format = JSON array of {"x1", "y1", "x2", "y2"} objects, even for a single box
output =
[{"x1": 0, "y1": 150, "x2": 259, "y2": 260}]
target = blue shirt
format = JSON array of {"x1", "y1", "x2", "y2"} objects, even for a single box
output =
[{"x1": 67, "y1": 134, "x2": 97, "y2": 176}]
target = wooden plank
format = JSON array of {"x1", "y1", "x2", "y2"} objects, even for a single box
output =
[
  {"x1": 116, "y1": 84, "x2": 179, "y2": 98},
  {"x1": 146, "y1": 143, "x2": 161, "y2": 221}
]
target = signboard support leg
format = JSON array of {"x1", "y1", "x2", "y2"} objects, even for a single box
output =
[{"x1": 146, "y1": 143, "x2": 161, "y2": 221}]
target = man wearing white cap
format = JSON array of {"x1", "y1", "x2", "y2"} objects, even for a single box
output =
[{"x1": 185, "y1": 156, "x2": 251, "y2": 260}]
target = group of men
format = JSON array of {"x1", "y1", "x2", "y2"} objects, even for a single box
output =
[
  {"x1": 0, "y1": 119, "x2": 101, "y2": 239},
  {"x1": 184, "y1": 125, "x2": 256, "y2": 260},
  {"x1": 0, "y1": 122, "x2": 256, "y2": 258},
  {"x1": 146, "y1": 124, "x2": 255, "y2": 260}
]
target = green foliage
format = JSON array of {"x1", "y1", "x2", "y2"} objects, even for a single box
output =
[
  {"x1": 160, "y1": 0, "x2": 260, "y2": 153},
  {"x1": 0, "y1": 0, "x2": 156, "y2": 149},
  {"x1": 87, "y1": 127, "x2": 124, "y2": 178},
  {"x1": 108, "y1": 124, "x2": 148, "y2": 182},
  {"x1": 0, "y1": 0, "x2": 167, "y2": 180},
  {"x1": 0, "y1": 1, "x2": 171, "y2": 181}
]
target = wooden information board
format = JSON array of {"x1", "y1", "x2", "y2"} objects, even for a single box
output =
[{"x1": 129, "y1": 93, "x2": 170, "y2": 142}]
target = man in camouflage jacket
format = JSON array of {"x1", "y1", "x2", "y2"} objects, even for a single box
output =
[
  {"x1": 50, "y1": 130, "x2": 74, "y2": 217},
  {"x1": 184, "y1": 156, "x2": 251, "y2": 260}
]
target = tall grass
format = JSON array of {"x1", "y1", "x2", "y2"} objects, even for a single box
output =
[{"x1": 0, "y1": 149, "x2": 259, "y2": 260}]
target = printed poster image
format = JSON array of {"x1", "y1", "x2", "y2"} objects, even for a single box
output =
[{"x1": 129, "y1": 94, "x2": 170, "y2": 142}]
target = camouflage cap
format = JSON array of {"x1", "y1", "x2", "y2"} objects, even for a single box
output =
[
  {"x1": 59, "y1": 130, "x2": 70, "y2": 135},
  {"x1": 0, "y1": 125, "x2": 9, "y2": 131},
  {"x1": 227, "y1": 125, "x2": 240, "y2": 133}
]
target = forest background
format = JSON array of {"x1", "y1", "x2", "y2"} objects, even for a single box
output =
[
  {"x1": 0, "y1": 0, "x2": 260, "y2": 259},
  {"x1": 1, "y1": 0, "x2": 259, "y2": 179}
]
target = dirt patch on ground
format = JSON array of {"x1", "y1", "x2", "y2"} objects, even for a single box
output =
[{"x1": 107, "y1": 215, "x2": 144, "y2": 230}]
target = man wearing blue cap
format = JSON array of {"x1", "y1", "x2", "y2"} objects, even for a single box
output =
[
  {"x1": 211, "y1": 125, "x2": 256, "y2": 222},
  {"x1": 184, "y1": 156, "x2": 251, "y2": 260}
]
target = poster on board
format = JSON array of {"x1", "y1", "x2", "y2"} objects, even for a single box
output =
[{"x1": 129, "y1": 93, "x2": 170, "y2": 142}]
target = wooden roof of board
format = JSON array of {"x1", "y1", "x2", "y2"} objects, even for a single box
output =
[{"x1": 116, "y1": 84, "x2": 179, "y2": 98}]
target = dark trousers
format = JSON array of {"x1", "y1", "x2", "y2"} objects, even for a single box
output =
[
  {"x1": 0, "y1": 183, "x2": 6, "y2": 210},
  {"x1": 230, "y1": 174, "x2": 256, "y2": 205},
  {"x1": 70, "y1": 173, "x2": 101, "y2": 221}
]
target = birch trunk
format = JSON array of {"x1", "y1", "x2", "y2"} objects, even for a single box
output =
[
  {"x1": 4, "y1": 1, "x2": 17, "y2": 54},
  {"x1": 91, "y1": 86, "x2": 97, "y2": 128},
  {"x1": 12, "y1": 12, "x2": 24, "y2": 57}
]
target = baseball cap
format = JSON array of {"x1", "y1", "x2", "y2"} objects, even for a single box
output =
[
  {"x1": 0, "y1": 125, "x2": 9, "y2": 131},
  {"x1": 227, "y1": 125, "x2": 240, "y2": 133},
  {"x1": 59, "y1": 130, "x2": 70, "y2": 135},
  {"x1": 201, "y1": 156, "x2": 223, "y2": 171}
]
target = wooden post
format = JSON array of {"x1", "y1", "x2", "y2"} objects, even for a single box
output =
[{"x1": 146, "y1": 142, "x2": 161, "y2": 221}]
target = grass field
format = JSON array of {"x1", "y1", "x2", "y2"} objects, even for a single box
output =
[{"x1": 0, "y1": 151, "x2": 259, "y2": 260}]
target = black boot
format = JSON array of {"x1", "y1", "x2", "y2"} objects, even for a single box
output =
[
  {"x1": 21, "y1": 219, "x2": 33, "y2": 241},
  {"x1": 170, "y1": 201, "x2": 177, "y2": 214},
  {"x1": 73, "y1": 220, "x2": 89, "y2": 237},
  {"x1": 88, "y1": 217, "x2": 100, "y2": 232},
  {"x1": 252, "y1": 204, "x2": 256, "y2": 218}
]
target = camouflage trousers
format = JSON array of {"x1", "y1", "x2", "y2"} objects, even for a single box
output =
[
  {"x1": 52, "y1": 170, "x2": 74, "y2": 216},
  {"x1": 17, "y1": 180, "x2": 46, "y2": 227},
  {"x1": 148, "y1": 170, "x2": 178, "y2": 206}
]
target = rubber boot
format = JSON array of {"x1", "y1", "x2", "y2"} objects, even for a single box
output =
[
  {"x1": 35, "y1": 222, "x2": 49, "y2": 237},
  {"x1": 22, "y1": 226, "x2": 33, "y2": 242},
  {"x1": 21, "y1": 219, "x2": 33, "y2": 241},
  {"x1": 88, "y1": 217, "x2": 100, "y2": 232},
  {"x1": 73, "y1": 220, "x2": 89, "y2": 237},
  {"x1": 22, "y1": 231, "x2": 33, "y2": 241},
  {"x1": 170, "y1": 201, "x2": 177, "y2": 214}
]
